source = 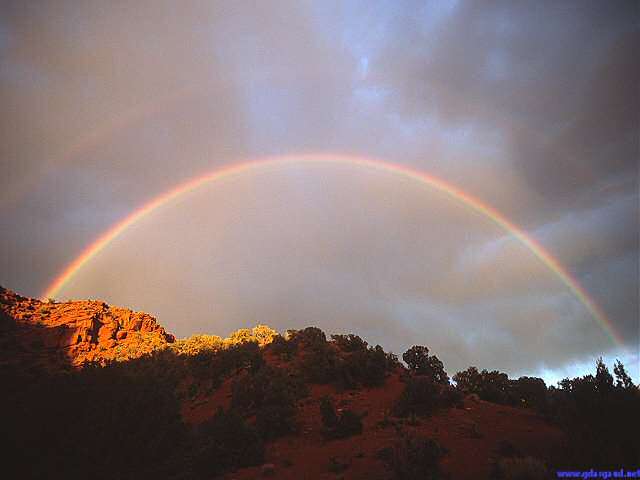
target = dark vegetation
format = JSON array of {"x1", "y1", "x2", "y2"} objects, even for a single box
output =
[
  {"x1": 320, "y1": 395, "x2": 363, "y2": 439},
  {"x1": 0, "y1": 342, "x2": 268, "y2": 480},
  {"x1": 0, "y1": 323, "x2": 637, "y2": 479},
  {"x1": 542, "y1": 358, "x2": 639, "y2": 469},
  {"x1": 453, "y1": 358, "x2": 639, "y2": 470},
  {"x1": 377, "y1": 432, "x2": 447, "y2": 480}
]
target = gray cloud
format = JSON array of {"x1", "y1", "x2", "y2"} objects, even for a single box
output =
[{"x1": 1, "y1": 1, "x2": 637, "y2": 382}]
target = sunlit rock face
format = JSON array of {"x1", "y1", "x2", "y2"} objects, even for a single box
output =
[{"x1": 0, "y1": 285, "x2": 174, "y2": 375}]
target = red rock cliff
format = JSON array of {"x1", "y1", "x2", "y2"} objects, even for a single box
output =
[{"x1": 0, "y1": 285, "x2": 175, "y2": 374}]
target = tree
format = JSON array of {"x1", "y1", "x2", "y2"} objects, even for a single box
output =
[
  {"x1": 403, "y1": 346, "x2": 449, "y2": 384},
  {"x1": 515, "y1": 376, "x2": 546, "y2": 409},
  {"x1": 331, "y1": 333, "x2": 368, "y2": 352},
  {"x1": 251, "y1": 325, "x2": 278, "y2": 347},
  {"x1": 225, "y1": 328, "x2": 256, "y2": 347},
  {"x1": 545, "y1": 358, "x2": 640, "y2": 468},
  {"x1": 613, "y1": 359, "x2": 635, "y2": 389},
  {"x1": 453, "y1": 366, "x2": 481, "y2": 394}
]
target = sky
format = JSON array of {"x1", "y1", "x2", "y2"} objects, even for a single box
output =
[{"x1": 1, "y1": 1, "x2": 638, "y2": 384}]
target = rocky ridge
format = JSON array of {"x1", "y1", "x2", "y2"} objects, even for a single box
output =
[{"x1": 0, "y1": 285, "x2": 174, "y2": 374}]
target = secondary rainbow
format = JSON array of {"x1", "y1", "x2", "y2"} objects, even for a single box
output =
[{"x1": 43, "y1": 153, "x2": 628, "y2": 350}]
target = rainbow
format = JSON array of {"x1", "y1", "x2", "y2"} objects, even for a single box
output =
[
  {"x1": 1, "y1": 83, "x2": 212, "y2": 214},
  {"x1": 43, "y1": 153, "x2": 628, "y2": 351}
]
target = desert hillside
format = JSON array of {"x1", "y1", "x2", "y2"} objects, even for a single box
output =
[{"x1": 0, "y1": 286, "x2": 637, "y2": 480}]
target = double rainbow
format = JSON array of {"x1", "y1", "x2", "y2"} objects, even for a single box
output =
[{"x1": 43, "y1": 153, "x2": 628, "y2": 351}]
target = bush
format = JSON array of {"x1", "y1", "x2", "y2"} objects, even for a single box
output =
[
  {"x1": 331, "y1": 333, "x2": 368, "y2": 352},
  {"x1": 335, "y1": 344, "x2": 387, "y2": 389},
  {"x1": 292, "y1": 326, "x2": 327, "y2": 351},
  {"x1": 171, "y1": 334, "x2": 224, "y2": 355},
  {"x1": 453, "y1": 366, "x2": 519, "y2": 406},
  {"x1": 492, "y1": 456, "x2": 549, "y2": 480},
  {"x1": 232, "y1": 365, "x2": 306, "y2": 440},
  {"x1": 267, "y1": 334, "x2": 297, "y2": 359},
  {"x1": 187, "y1": 340, "x2": 265, "y2": 387},
  {"x1": 328, "y1": 456, "x2": 350, "y2": 473},
  {"x1": 440, "y1": 385, "x2": 464, "y2": 408},
  {"x1": 377, "y1": 433, "x2": 445, "y2": 480},
  {"x1": 396, "y1": 376, "x2": 442, "y2": 418},
  {"x1": 301, "y1": 346, "x2": 337, "y2": 383},
  {"x1": 476, "y1": 370, "x2": 518, "y2": 406},
  {"x1": 515, "y1": 376, "x2": 547, "y2": 409},
  {"x1": 192, "y1": 406, "x2": 265, "y2": 477},
  {"x1": 225, "y1": 328, "x2": 256, "y2": 347},
  {"x1": 320, "y1": 396, "x2": 363, "y2": 439},
  {"x1": 385, "y1": 351, "x2": 401, "y2": 371}
]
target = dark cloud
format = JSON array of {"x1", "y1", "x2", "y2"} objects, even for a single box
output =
[
  {"x1": 370, "y1": 0, "x2": 638, "y2": 205},
  {"x1": 1, "y1": 1, "x2": 637, "y2": 382}
]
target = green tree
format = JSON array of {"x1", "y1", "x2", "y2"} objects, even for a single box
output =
[
  {"x1": 403, "y1": 346, "x2": 449, "y2": 384},
  {"x1": 453, "y1": 366, "x2": 481, "y2": 394},
  {"x1": 613, "y1": 359, "x2": 635, "y2": 389}
]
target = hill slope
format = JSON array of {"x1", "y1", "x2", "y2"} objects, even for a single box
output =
[{"x1": 2, "y1": 286, "x2": 635, "y2": 479}]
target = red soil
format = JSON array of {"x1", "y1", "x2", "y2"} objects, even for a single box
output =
[{"x1": 183, "y1": 367, "x2": 562, "y2": 480}]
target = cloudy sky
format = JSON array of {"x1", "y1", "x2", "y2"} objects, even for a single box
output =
[{"x1": 1, "y1": 1, "x2": 637, "y2": 383}]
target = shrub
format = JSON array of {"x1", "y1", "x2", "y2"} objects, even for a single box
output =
[
  {"x1": 396, "y1": 376, "x2": 442, "y2": 418},
  {"x1": 320, "y1": 396, "x2": 363, "y2": 440},
  {"x1": 192, "y1": 406, "x2": 264, "y2": 477},
  {"x1": 256, "y1": 403, "x2": 297, "y2": 439},
  {"x1": 328, "y1": 456, "x2": 350, "y2": 473},
  {"x1": 453, "y1": 367, "x2": 519, "y2": 406},
  {"x1": 492, "y1": 456, "x2": 549, "y2": 480},
  {"x1": 171, "y1": 334, "x2": 223, "y2": 355},
  {"x1": 225, "y1": 328, "x2": 257, "y2": 348},
  {"x1": 377, "y1": 433, "x2": 445, "y2": 480},
  {"x1": 267, "y1": 334, "x2": 297, "y2": 359},
  {"x1": 297, "y1": 326, "x2": 328, "y2": 351},
  {"x1": 331, "y1": 333, "x2": 368, "y2": 352},
  {"x1": 187, "y1": 340, "x2": 265, "y2": 388},
  {"x1": 335, "y1": 344, "x2": 387, "y2": 389},
  {"x1": 385, "y1": 351, "x2": 401, "y2": 371},
  {"x1": 232, "y1": 365, "x2": 307, "y2": 440},
  {"x1": 515, "y1": 376, "x2": 546, "y2": 409},
  {"x1": 301, "y1": 346, "x2": 336, "y2": 383},
  {"x1": 440, "y1": 385, "x2": 464, "y2": 408}
]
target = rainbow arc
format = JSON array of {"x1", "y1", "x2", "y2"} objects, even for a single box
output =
[{"x1": 43, "y1": 153, "x2": 628, "y2": 352}]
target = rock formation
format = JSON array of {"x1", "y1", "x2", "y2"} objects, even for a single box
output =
[{"x1": 0, "y1": 285, "x2": 174, "y2": 375}]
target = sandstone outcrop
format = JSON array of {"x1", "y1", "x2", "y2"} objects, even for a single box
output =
[{"x1": 0, "y1": 285, "x2": 174, "y2": 374}]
